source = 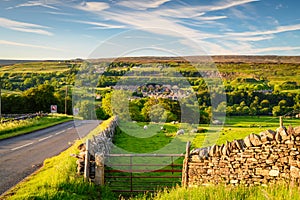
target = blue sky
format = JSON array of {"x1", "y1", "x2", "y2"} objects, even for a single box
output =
[{"x1": 0, "y1": 0, "x2": 299, "y2": 59}]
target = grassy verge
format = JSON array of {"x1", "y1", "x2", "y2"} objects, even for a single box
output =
[
  {"x1": 128, "y1": 183, "x2": 300, "y2": 200},
  {"x1": 0, "y1": 114, "x2": 73, "y2": 140},
  {"x1": 1, "y1": 117, "x2": 117, "y2": 200}
]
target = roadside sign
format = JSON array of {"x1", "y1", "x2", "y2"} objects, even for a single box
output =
[
  {"x1": 51, "y1": 105, "x2": 57, "y2": 113},
  {"x1": 73, "y1": 107, "x2": 79, "y2": 115}
]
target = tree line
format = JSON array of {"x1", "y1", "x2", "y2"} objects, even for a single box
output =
[{"x1": 1, "y1": 84, "x2": 72, "y2": 114}]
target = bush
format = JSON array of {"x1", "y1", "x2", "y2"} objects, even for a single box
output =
[{"x1": 197, "y1": 127, "x2": 208, "y2": 133}]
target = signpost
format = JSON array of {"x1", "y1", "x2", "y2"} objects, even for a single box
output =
[
  {"x1": 51, "y1": 105, "x2": 57, "y2": 113},
  {"x1": 0, "y1": 78, "x2": 2, "y2": 119},
  {"x1": 65, "y1": 86, "x2": 68, "y2": 114},
  {"x1": 73, "y1": 107, "x2": 79, "y2": 116}
]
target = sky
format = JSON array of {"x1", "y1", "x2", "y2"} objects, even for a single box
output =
[{"x1": 0, "y1": 0, "x2": 299, "y2": 59}]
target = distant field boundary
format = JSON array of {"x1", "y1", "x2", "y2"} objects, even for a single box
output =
[
  {"x1": 1, "y1": 55, "x2": 300, "y2": 67},
  {"x1": 89, "y1": 55, "x2": 300, "y2": 64}
]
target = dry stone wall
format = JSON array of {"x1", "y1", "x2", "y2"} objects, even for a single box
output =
[
  {"x1": 83, "y1": 116, "x2": 119, "y2": 183},
  {"x1": 89, "y1": 116, "x2": 119, "y2": 156},
  {"x1": 185, "y1": 125, "x2": 300, "y2": 187}
]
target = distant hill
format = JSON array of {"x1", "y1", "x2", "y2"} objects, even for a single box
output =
[
  {"x1": 1, "y1": 55, "x2": 300, "y2": 66},
  {"x1": 0, "y1": 60, "x2": 39, "y2": 66},
  {"x1": 210, "y1": 55, "x2": 300, "y2": 64},
  {"x1": 89, "y1": 55, "x2": 300, "y2": 64}
]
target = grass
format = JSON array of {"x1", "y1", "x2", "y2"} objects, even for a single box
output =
[
  {"x1": 111, "y1": 122, "x2": 179, "y2": 153},
  {"x1": 1, "y1": 117, "x2": 118, "y2": 200},
  {"x1": 112, "y1": 121, "x2": 198, "y2": 153},
  {"x1": 127, "y1": 183, "x2": 300, "y2": 200},
  {"x1": 0, "y1": 89, "x2": 21, "y2": 95},
  {"x1": 0, "y1": 62, "x2": 72, "y2": 73},
  {"x1": 0, "y1": 114, "x2": 73, "y2": 140}
]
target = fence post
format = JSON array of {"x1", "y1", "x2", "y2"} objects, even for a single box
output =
[
  {"x1": 94, "y1": 152, "x2": 105, "y2": 185},
  {"x1": 182, "y1": 141, "x2": 191, "y2": 188},
  {"x1": 279, "y1": 116, "x2": 283, "y2": 127},
  {"x1": 84, "y1": 139, "x2": 90, "y2": 181}
]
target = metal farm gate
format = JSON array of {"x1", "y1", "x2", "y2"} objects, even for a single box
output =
[{"x1": 104, "y1": 153, "x2": 185, "y2": 193}]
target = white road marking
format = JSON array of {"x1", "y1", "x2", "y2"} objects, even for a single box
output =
[
  {"x1": 55, "y1": 130, "x2": 65, "y2": 135},
  {"x1": 10, "y1": 127, "x2": 71, "y2": 151},
  {"x1": 11, "y1": 142, "x2": 34, "y2": 151},
  {"x1": 38, "y1": 135, "x2": 53, "y2": 142}
]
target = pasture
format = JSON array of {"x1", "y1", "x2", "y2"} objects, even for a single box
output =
[
  {"x1": 0, "y1": 61, "x2": 71, "y2": 73},
  {"x1": 0, "y1": 114, "x2": 72, "y2": 140}
]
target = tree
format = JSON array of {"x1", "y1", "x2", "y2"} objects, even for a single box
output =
[
  {"x1": 216, "y1": 101, "x2": 226, "y2": 113},
  {"x1": 149, "y1": 104, "x2": 167, "y2": 123},
  {"x1": 102, "y1": 90, "x2": 132, "y2": 121},
  {"x1": 260, "y1": 99, "x2": 270, "y2": 108},
  {"x1": 141, "y1": 97, "x2": 158, "y2": 122},
  {"x1": 23, "y1": 84, "x2": 57, "y2": 113},
  {"x1": 110, "y1": 90, "x2": 131, "y2": 121},
  {"x1": 272, "y1": 106, "x2": 282, "y2": 116},
  {"x1": 278, "y1": 99, "x2": 287, "y2": 107},
  {"x1": 96, "y1": 106, "x2": 109, "y2": 120},
  {"x1": 77, "y1": 100, "x2": 95, "y2": 119},
  {"x1": 102, "y1": 92, "x2": 113, "y2": 117},
  {"x1": 23, "y1": 77, "x2": 35, "y2": 89},
  {"x1": 242, "y1": 106, "x2": 250, "y2": 115},
  {"x1": 129, "y1": 103, "x2": 144, "y2": 121}
]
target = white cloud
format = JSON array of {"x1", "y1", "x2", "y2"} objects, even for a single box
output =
[
  {"x1": 251, "y1": 46, "x2": 300, "y2": 53},
  {"x1": 117, "y1": 0, "x2": 170, "y2": 10},
  {"x1": 275, "y1": 3, "x2": 283, "y2": 10},
  {"x1": 227, "y1": 24, "x2": 300, "y2": 37},
  {"x1": 68, "y1": 0, "x2": 264, "y2": 56},
  {"x1": 231, "y1": 35, "x2": 274, "y2": 41},
  {"x1": 0, "y1": 17, "x2": 53, "y2": 36},
  {"x1": 196, "y1": 16, "x2": 228, "y2": 21},
  {"x1": 0, "y1": 40, "x2": 61, "y2": 51},
  {"x1": 71, "y1": 20, "x2": 125, "y2": 29},
  {"x1": 202, "y1": 0, "x2": 260, "y2": 12},
  {"x1": 9, "y1": 0, "x2": 60, "y2": 10},
  {"x1": 200, "y1": 39, "x2": 300, "y2": 55},
  {"x1": 70, "y1": 0, "x2": 259, "y2": 42},
  {"x1": 76, "y1": 1, "x2": 109, "y2": 12},
  {"x1": 153, "y1": 8, "x2": 205, "y2": 18},
  {"x1": 157, "y1": 0, "x2": 259, "y2": 19},
  {"x1": 5, "y1": 0, "x2": 297, "y2": 57},
  {"x1": 100, "y1": 11, "x2": 203, "y2": 39},
  {"x1": 46, "y1": 11, "x2": 74, "y2": 16},
  {"x1": 229, "y1": 7, "x2": 253, "y2": 20}
]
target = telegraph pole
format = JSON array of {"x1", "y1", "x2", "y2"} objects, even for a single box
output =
[
  {"x1": 0, "y1": 78, "x2": 2, "y2": 119},
  {"x1": 65, "y1": 85, "x2": 68, "y2": 115}
]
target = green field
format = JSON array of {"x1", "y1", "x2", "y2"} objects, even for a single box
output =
[
  {"x1": 0, "y1": 114, "x2": 73, "y2": 140},
  {"x1": 0, "y1": 62, "x2": 72, "y2": 73}
]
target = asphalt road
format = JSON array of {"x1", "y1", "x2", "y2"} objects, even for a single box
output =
[{"x1": 0, "y1": 120, "x2": 100, "y2": 195}]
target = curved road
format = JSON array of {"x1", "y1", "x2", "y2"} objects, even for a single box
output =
[{"x1": 0, "y1": 120, "x2": 100, "y2": 195}]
